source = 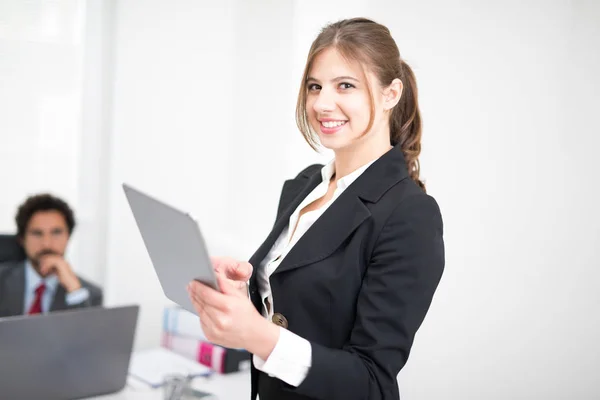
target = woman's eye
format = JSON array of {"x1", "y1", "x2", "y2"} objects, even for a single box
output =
[
  {"x1": 339, "y1": 82, "x2": 355, "y2": 90},
  {"x1": 307, "y1": 83, "x2": 321, "y2": 91}
]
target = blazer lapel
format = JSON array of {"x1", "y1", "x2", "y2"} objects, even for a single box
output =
[
  {"x1": 1, "y1": 262, "x2": 26, "y2": 316},
  {"x1": 273, "y1": 194, "x2": 370, "y2": 275},
  {"x1": 249, "y1": 173, "x2": 322, "y2": 270},
  {"x1": 50, "y1": 286, "x2": 67, "y2": 311},
  {"x1": 273, "y1": 145, "x2": 410, "y2": 275}
]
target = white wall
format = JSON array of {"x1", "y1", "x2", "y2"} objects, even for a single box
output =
[
  {"x1": 377, "y1": 1, "x2": 599, "y2": 398},
  {"x1": 365, "y1": 1, "x2": 600, "y2": 398},
  {"x1": 2, "y1": 0, "x2": 599, "y2": 398},
  {"x1": 0, "y1": 0, "x2": 95, "y2": 280},
  {"x1": 74, "y1": 0, "x2": 116, "y2": 286},
  {"x1": 0, "y1": 0, "x2": 113, "y2": 286},
  {"x1": 103, "y1": 0, "x2": 239, "y2": 351}
]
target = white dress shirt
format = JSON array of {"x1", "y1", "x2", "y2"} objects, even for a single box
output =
[{"x1": 253, "y1": 158, "x2": 376, "y2": 387}]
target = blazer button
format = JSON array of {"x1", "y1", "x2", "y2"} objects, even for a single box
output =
[{"x1": 271, "y1": 313, "x2": 288, "y2": 329}]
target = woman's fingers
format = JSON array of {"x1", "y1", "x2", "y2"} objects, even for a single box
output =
[
  {"x1": 209, "y1": 256, "x2": 253, "y2": 281},
  {"x1": 190, "y1": 294, "x2": 223, "y2": 342},
  {"x1": 225, "y1": 261, "x2": 253, "y2": 281},
  {"x1": 216, "y1": 274, "x2": 248, "y2": 298},
  {"x1": 210, "y1": 256, "x2": 239, "y2": 274},
  {"x1": 188, "y1": 280, "x2": 231, "y2": 311}
]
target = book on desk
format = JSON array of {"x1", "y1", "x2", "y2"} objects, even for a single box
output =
[{"x1": 162, "y1": 306, "x2": 252, "y2": 374}]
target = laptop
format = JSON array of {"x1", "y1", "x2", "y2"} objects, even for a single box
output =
[{"x1": 0, "y1": 305, "x2": 139, "y2": 400}]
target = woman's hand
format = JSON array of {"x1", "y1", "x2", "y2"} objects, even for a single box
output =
[
  {"x1": 210, "y1": 256, "x2": 252, "y2": 298},
  {"x1": 187, "y1": 273, "x2": 279, "y2": 359}
]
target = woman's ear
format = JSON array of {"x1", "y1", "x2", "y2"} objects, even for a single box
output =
[{"x1": 383, "y1": 78, "x2": 403, "y2": 110}]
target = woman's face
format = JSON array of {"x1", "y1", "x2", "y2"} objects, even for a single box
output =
[{"x1": 305, "y1": 47, "x2": 390, "y2": 152}]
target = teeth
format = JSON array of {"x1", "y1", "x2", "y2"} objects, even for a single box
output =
[{"x1": 322, "y1": 120, "x2": 346, "y2": 128}]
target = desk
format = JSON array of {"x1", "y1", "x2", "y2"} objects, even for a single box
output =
[{"x1": 89, "y1": 370, "x2": 251, "y2": 400}]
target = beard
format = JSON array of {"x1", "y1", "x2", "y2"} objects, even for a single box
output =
[{"x1": 30, "y1": 249, "x2": 61, "y2": 275}]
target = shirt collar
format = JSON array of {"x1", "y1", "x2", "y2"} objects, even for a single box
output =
[
  {"x1": 320, "y1": 160, "x2": 336, "y2": 183},
  {"x1": 320, "y1": 158, "x2": 378, "y2": 191},
  {"x1": 25, "y1": 260, "x2": 59, "y2": 293}
]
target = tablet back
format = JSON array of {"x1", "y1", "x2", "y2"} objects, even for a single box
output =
[{"x1": 122, "y1": 183, "x2": 218, "y2": 315}]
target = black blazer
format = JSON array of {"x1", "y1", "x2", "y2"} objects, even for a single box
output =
[
  {"x1": 0, "y1": 260, "x2": 103, "y2": 318},
  {"x1": 248, "y1": 146, "x2": 445, "y2": 400}
]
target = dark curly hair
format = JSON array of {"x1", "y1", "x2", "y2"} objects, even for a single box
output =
[{"x1": 15, "y1": 194, "x2": 76, "y2": 238}]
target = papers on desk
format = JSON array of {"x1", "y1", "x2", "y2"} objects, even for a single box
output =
[{"x1": 129, "y1": 347, "x2": 213, "y2": 388}]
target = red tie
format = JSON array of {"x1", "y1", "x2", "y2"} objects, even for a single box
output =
[{"x1": 28, "y1": 283, "x2": 46, "y2": 315}]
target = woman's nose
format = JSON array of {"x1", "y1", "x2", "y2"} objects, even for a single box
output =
[{"x1": 313, "y1": 90, "x2": 336, "y2": 114}]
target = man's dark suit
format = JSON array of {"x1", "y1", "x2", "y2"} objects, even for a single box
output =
[
  {"x1": 248, "y1": 146, "x2": 445, "y2": 400},
  {"x1": 0, "y1": 260, "x2": 103, "y2": 317}
]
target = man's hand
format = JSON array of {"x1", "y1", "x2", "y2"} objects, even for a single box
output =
[{"x1": 39, "y1": 255, "x2": 82, "y2": 293}]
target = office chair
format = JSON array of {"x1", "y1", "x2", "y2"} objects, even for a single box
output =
[{"x1": 0, "y1": 234, "x2": 26, "y2": 264}]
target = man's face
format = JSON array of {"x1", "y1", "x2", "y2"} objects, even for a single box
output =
[{"x1": 20, "y1": 210, "x2": 70, "y2": 276}]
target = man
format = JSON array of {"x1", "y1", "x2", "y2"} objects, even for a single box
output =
[{"x1": 0, "y1": 193, "x2": 102, "y2": 317}]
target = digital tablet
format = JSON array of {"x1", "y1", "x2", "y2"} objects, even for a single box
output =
[{"x1": 122, "y1": 183, "x2": 220, "y2": 315}]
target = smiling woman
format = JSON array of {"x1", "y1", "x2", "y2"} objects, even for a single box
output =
[
  {"x1": 187, "y1": 17, "x2": 444, "y2": 400},
  {"x1": 296, "y1": 18, "x2": 424, "y2": 191}
]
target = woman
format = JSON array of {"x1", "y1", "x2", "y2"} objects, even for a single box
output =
[{"x1": 187, "y1": 17, "x2": 445, "y2": 400}]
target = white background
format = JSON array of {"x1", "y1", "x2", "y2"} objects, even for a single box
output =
[{"x1": 1, "y1": 1, "x2": 598, "y2": 398}]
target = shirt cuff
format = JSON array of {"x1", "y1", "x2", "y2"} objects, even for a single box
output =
[
  {"x1": 252, "y1": 327, "x2": 312, "y2": 387},
  {"x1": 66, "y1": 287, "x2": 90, "y2": 305}
]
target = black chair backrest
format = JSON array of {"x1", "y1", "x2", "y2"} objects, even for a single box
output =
[{"x1": 0, "y1": 234, "x2": 26, "y2": 264}]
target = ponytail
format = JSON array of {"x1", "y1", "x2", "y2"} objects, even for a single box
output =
[{"x1": 390, "y1": 60, "x2": 425, "y2": 192}]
